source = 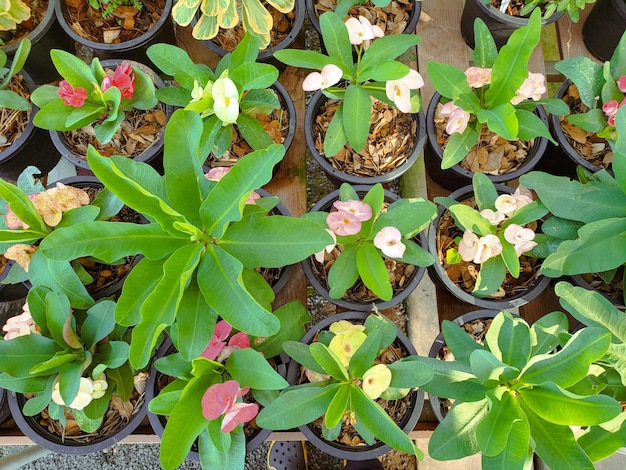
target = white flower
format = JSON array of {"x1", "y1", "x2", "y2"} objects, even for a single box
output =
[
  {"x1": 510, "y1": 72, "x2": 546, "y2": 105},
  {"x1": 386, "y1": 69, "x2": 424, "y2": 113},
  {"x1": 504, "y1": 224, "x2": 537, "y2": 257},
  {"x1": 473, "y1": 234, "x2": 503, "y2": 264},
  {"x1": 345, "y1": 16, "x2": 381, "y2": 45},
  {"x1": 2, "y1": 303, "x2": 39, "y2": 339},
  {"x1": 52, "y1": 377, "x2": 94, "y2": 411},
  {"x1": 212, "y1": 77, "x2": 239, "y2": 125},
  {"x1": 302, "y1": 64, "x2": 343, "y2": 91},
  {"x1": 190, "y1": 79, "x2": 212, "y2": 102},
  {"x1": 494, "y1": 192, "x2": 532, "y2": 216},
  {"x1": 373, "y1": 226, "x2": 406, "y2": 258},
  {"x1": 446, "y1": 106, "x2": 470, "y2": 134},
  {"x1": 91, "y1": 374, "x2": 109, "y2": 400},
  {"x1": 362, "y1": 364, "x2": 392, "y2": 400},
  {"x1": 314, "y1": 229, "x2": 337, "y2": 263},
  {"x1": 480, "y1": 209, "x2": 505, "y2": 225}
]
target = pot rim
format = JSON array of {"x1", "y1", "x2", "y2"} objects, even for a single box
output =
[{"x1": 0, "y1": 0, "x2": 57, "y2": 55}]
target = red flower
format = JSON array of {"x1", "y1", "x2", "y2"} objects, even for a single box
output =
[
  {"x1": 101, "y1": 61, "x2": 135, "y2": 100},
  {"x1": 57, "y1": 80, "x2": 87, "y2": 107}
]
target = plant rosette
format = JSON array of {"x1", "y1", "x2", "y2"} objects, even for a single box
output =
[
  {"x1": 274, "y1": 12, "x2": 425, "y2": 181},
  {"x1": 411, "y1": 308, "x2": 623, "y2": 469},
  {"x1": 302, "y1": 183, "x2": 436, "y2": 311},
  {"x1": 550, "y1": 30, "x2": 626, "y2": 173},
  {"x1": 147, "y1": 303, "x2": 310, "y2": 469},
  {"x1": 0, "y1": 166, "x2": 137, "y2": 309},
  {"x1": 0, "y1": 286, "x2": 146, "y2": 453},
  {"x1": 256, "y1": 311, "x2": 433, "y2": 460},
  {"x1": 147, "y1": 33, "x2": 294, "y2": 168},
  {"x1": 428, "y1": 11, "x2": 568, "y2": 179},
  {"x1": 36, "y1": 109, "x2": 333, "y2": 373},
  {"x1": 30, "y1": 52, "x2": 169, "y2": 168},
  {"x1": 429, "y1": 172, "x2": 551, "y2": 308}
]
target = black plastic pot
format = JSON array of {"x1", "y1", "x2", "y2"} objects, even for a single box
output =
[
  {"x1": 55, "y1": 0, "x2": 176, "y2": 67},
  {"x1": 49, "y1": 59, "x2": 172, "y2": 173},
  {"x1": 146, "y1": 338, "x2": 291, "y2": 460},
  {"x1": 0, "y1": 69, "x2": 60, "y2": 181},
  {"x1": 302, "y1": 185, "x2": 428, "y2": 311},
  {"x1": 0, "y1": 259, "x2": 29, "y2": 302},
  {"x1": 286, "y1": 311, "x2": 424, "y2": 461},
  {"x1": 424, "y1": 92, "x2": 550, "y2": 191},
  {"x1": 7, "y1": 388, "x2": 147, "y2": 454},
  {"x1": 306, "y1": 90, "x2": 426, "y2": 186},
  {"x1": 195, "y1": 0, "x2": 305, "y2": 72},
  {"x1": 305, "y1": 0, "x2": 422, "y2": 42},
  {"x1": 0, "y1": 387, "x2": 11, "y2": 425},
  {"x1": 426, "y1": 309, "x2": 504, "y2": 422},
  {"x1": 426, "y1": 183, "x2": 551, "y2": 310},
  {"x1": 582, "y1": 0, "x2": 626, "y2": 62},
  {"x1": 460, "y1": 0, "x2": 563, "y2": 49},
  {"x1": 569, "y1": 272, "x2": 625, "y2": 311},
  {"x1": 1, "y1": 0, "x2": 73, "y2": 84}
]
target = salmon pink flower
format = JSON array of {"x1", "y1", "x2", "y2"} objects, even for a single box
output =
[
  {"x1": 373, "y1": 226, "x2": 406, "y2": 258},
  {"x1": 465, "y1": 66, "x2": 492, "y2": 88},
  {"x1": 386, "y1": 69, "x2": 424, "y2": 113},
  {"x1": 333, "y1": 200, "x2": 372, "y2": 222},
  {"x1": 617, "y1": 76, "x2": 626, "y2": 93},
  {"x1": 510, "y1": 72, "x2": 546, "y2": 105},
  {"x1": 201, "y1": 380, "x2": 258, "y2": 433},
  {"x1": 57, "y1": 80, "x2": 87, "y2": 107},
  {"x1": 101, "y1": 61, "x2": 135, "y2": 100},
  {"x1": 302, "y1": 64, "x2": 343, "y2": 91},
  {"x1": 201, "y1": 320, "x2": 250, "y2": 363},
  {"x1": 327, "y1": 210, "x2": 361, "y2": 236},
  {"x1": 2, "y1": 303, "x2": 39, "y2": 339}
]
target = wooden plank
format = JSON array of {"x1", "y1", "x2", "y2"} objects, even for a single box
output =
[{"x1": 556, "y1": 6, "x2": 599, "y2": 61}]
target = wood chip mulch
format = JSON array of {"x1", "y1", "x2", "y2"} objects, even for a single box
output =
[
  {"x1": 314, "y1": 0, "x2": 414, "y2": 35},
  {"x1": 0, "y1": 76, "x2": 30, "y2": 152}
]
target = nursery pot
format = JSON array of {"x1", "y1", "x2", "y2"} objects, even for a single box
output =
[
  {"x1": 426, "y1": 309, "x2": 506, "y2": 422},
  {"x1": 568, "y1": 270, "x2": 625, "y2": 311},
  {"x1": 302, "y1": 185, "x2": 428, "y2": 311},
  {"x1": 582, "y1": 0, "x2": 626, "y2": 62},
  {"x1": 286, "y1": 311, "x2": 424, "y2": 461},
  {"x1": 0, "y1": 68, "x2": 60, "y2": 181},
  {"x1": 305, "y1": 0, "x2": 422, "y2": 42},
  {"x1": 49, "y1": 59, "x2": 172, "y2": 173},
  {"x1": 0, "y1": 259, "x2": 29, "y2": 302},
  {"x1": 424, "y1": 92, "x2": 550, "y2": 191},
  {"x1": 55, "y1": 0, "x2": 176, "y2": 66},
  {"x1": 426, "y1": 183, "x2": 551, "y2": 310},
  {"x1": 0, "y1": 387, "x2": 10, "y2": 425},
  {"x1": 1, "y1": 0, "x2": 73, "y2": 84},
  {"x1": 460, "y1": 0, "x2": 564, "y2": 49},
  {"x1": 305, "y1": 90, "x2": 426, "y2": 186},
  {"x1": 7, "y1": 388, "x2": 147, "y2": 454},
  {"x1": 194, "y1": 0, "x2": 305, "y2": 72},
  {"x1": 146, "y1": 338, "x2": 291, "y2": 459}
]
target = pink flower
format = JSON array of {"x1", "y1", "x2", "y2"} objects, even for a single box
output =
[
  {"x1": 204, "y1": 167, "x2": 259, "y2": 204},
  {"x1": 385, "y1": 69, "x2": 424, "y2": 113},
  {"x1": 314, "y1": 229, "x2": 337, "y2": 263},
  {"x1": 57, "y1": 80, "x2": 87, "y2": 107},
  {"x1": 446, "y1": 106, "x2": 470, "y2": 135},
  {"x1": 101, "y1": 61, "x2": 135, "y2": 100},
  {"x1": 201, "y1": 380, "x2": 259, "y2": 433},
  {"x1": 2, "y1": 303, "x2": 39, "y2": 340},
  {"x1": 216, "y1": 331, "x2": 251, "y2": 363},
  {"x1": 510, "y1": 72, "x2": 546, "y2": 105},
  {"x1": 465, "y1": 67, "x2": 492, "y2": 88},
  {"x1": 504, "y1": 224, "x2": 537, "y2": 256},
  {"x1": 200, "y1": 320, "x2": 232, "y2": 361},
  {"x1": 373, "y1": 226, "x2": 405, "y2": 258},
  {"x1": 344, "y1": 16, "x2": 383, "y2": 45},
  {"x1": 326, "y1": 210, "x2": 362, "y2": 236},
  {"x1": 437, "y1": 101, "x2": 459, "y2": 118},
  {"x1": 617, "y1": 76, "x2": 626, "y2": 93},
  {"x1": 302, "y1": 64, "x2": 343, "y2": 91},
  {"x1": 333, "y1": 200, "x2": 372, "y2": 222}
]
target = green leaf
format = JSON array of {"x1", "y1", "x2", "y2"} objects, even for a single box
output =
[
  {"x1": 473, "y1": 19, "x2": 498, "y2": 68},
  {"x1": 197, "y1": 245, "x2": 280, "y2": 337},
  {"x1": 359, "y1": 34, "x2": 420, "y2": 72},
  {"x1": 82, "y1": 300, "x2": 116, "y2": 349},
  {"x1": 236, "y1": 113, "x2": 273, "y2": 151},
  {"x1": 310, "y1": 342, "x2": 349, "y2": 382},
  {"x1": 115, "y1": 257, "x2": 166, "y2": 326},
  {"x1": 146, "y1": 43, "x2": 212, "y2": 89},
  {"x1": 323, "y1": 101, "x2": 348, "y2": 157},
  {"x1": 387, "y1": 358, "x2": 435, "y2": 389},
  {"x1": 469, "y1": 349, "x2": 519, "y2": 386},
  {"x1": 226, "y1": 348, "x2": 288, "y2": 390},
  {"x1": 428, "y1": 62, "x2": 473, "y2": 101},
  {"x1": 327, "y1": 244, "x2": 359, "y2": 300},
  {"x1": 342, "y1": 85, "x2": 371, "y2": 152},
  {"x1": 497, "y1": 234, "x2": 520, "y2": 276},
  {"x1": 372, "y1": 198, "x2": 437, "y2": 238},
  {"x1": 324, "y1": 384, "x2": 350, "y2": 430},
  {"x1": 429, "y1": 399, "x2": 489, "y2": 460},
  {"x1": 357, "y1": 61, "x2": 409, "y2": 83},
  {"x1": 441, "y1": 320, "x2": 486, "y2": 363},
  {"x1": 519, "y1": 382, "x2": 621, "y2": 426},
  {"x1": 0, "y1": 178, "x2": 48, "y2": 234},
  {"x1": 481, "y1": 414, "x2": 532, "y2": 470},
  {"x1": 272, "y1": 49, "x2": 335, "y2": 71},
  {"x1": 107, "y1": 363, "x2": 135, "y2": 402},
  {"x1": 476, "y1": 388, "x2": 522, "y2": 456},
  {"x1": 283, "y1": 341, "x2": 327, "y2": 375},
  {"x1": 349, "y1": 328, "x2": 382, "y2": 378},
  {"x1": 357, "y1": 242, "x2": 393, "y2": 301},
  {"x1": 486, "y1": 311, "x2": 531, "y2": 370},
  {"x1": 22, "y1": 377, "x2": 55, "y2": 416},
  {"x1": 530, "y1": 311, "x2": 569, "y2": 355},
  {"x1": 516, "y1": 108, "x2": 555, "y2": 143},
  {"x1": 93, "y1": 341, "x2": 130, "y2": 371},
  {"x1": 50, "y1": 49, "x2": 96, "y2": 90},
  {"x1": 251, "y1": 300, "x2": 310, "y2": 359},
  {"x1": 477, "y1": 104, "x2": 518, "y2": 140},
  {"x1": 472, "y1": 172, "x2": 499, "y2": 211},
  {"x1": 441, "y1": 125, "x2": 480, "y2": 169},
  {"x1": 554, "y1": 57, "x2": 603, "y2": 109},
  {"x1": 230, "y1": 62, "x2": 278, "y2": 92},
  {"x1": 473, "y1": 257, "x2": 506, "y2": 298},
  {"x1": 58, "y1": 361, "x2": 83, "y2": 406},
  {"x1": 319, "y1": 12, "x2": 353, "y2": 74},
  {"x1": 577, "y1": 412, "x2": 626, "y2": 462}
]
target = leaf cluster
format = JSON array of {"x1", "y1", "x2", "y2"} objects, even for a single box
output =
[
  {"x1": 273, "y1": 11, "x2": 422, "y2": 154},
  {"x1": 256, "y1": 313, "x2": 434, "y2": 459},
  {"x1": 0, "y1": 0, "x2": 30, "y2": 32},
  {"x1": 0, "y1": 287, "x2": 134, "y2": 434},
  {"x1": 519, "y1": 0, "x2": 596, "y2": 23},
  {"x1": 147, "y1": 33, "x2": 281, "y2": 160},
  {"x1": 0, "y1": 38, "x2": 31, "y2": 111}
]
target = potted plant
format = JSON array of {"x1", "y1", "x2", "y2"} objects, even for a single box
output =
[
  {"x1": 460, "y1": 0, "x2": 569, "y2": 48},
  {"x1": 146, "y1": 33, "x2": 296, "y2": 169},
  {"x1": 54, "y1": 0, "x2": 176, "y2": 64},
  {"x1": 583, "y1": 0, "x2": 626, "y2": 61},
  {"x1": 0, "y1": 39, "x2": 60, "y2": 180},
  {"x1": 36, "y1": 109, "x2": 333, "y2": 372},
  {"x1": 0, "y1": 286, "x2": 146, "y2": 454},
  {"x1": 520, "y1": 117, "x2": 626, "y2": 307},
  {"x1": 274, "y1": 11, "x2": 425, "y2": 185},
  {"x1": 146, "y1": 301, "x2": 309, "y2": 469},
  {"x1": 30, "y1": 50, "x2": 171, "y2": 172},
  {"x1": 425, "y1": 11, "x2": 569, "y2": 190},
  {"x1": 256, "y1": 311, "x2": 434, "y2": 460},
  {"x1": 427, "y1": 172, "x2": 552, "y2": 309},
  {"x1": 1, "y1": 0, "x2": 73, "y2": 83},
  {"x1": 409, "y1": 308, "x2": 623, "y2": 469},
  {"x1": 302, "y1": 182, "x2": 436, "y2": 311},
  {"x1": 547, "y1": 30, "x2": 626, "y2": 175}
]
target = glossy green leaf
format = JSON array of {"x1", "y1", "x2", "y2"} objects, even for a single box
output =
[
  {"x1": 319, "y1": 12, "x2": 353, "y2": 74},
  {"x1": 476, "y1": 388, "x2": 522, "y2": 456},
  {"x1": 357, "y1": 242, "x2": 393, "y2": 301},
  {"x1": 272, "y1": 49, "x2": 335, "y2": 71},
  {"x1": 372, "y1": 198, "x2": 437, "y2": 238},
  {"x1": 342, "y1": 85, "x2": 371, "y2": 152},
  {"x1": 486, "y1": 311, "x2": 531, "y2": 370},
  {"x1": 470, "y1": 349, "x2": 519, "y2": 385},
  {"x1": 115, "y1": 257, "x2": 166, "y2": 326},
  {"x1": 310, "y1": 342, "x2": 349, "y2": 382},
  {"x1": 58, "y1": 361, "x2": 82, "y2": 406},
  {"x1": 442, "y1": 319, "x2": 485, "y2": 363},
  {"x1": 81, "y1": 300, "x2": 116, "y2": 349},
  {"x1": 387, "y1": 358, "x2": 434, "y2": 389},
  {"x1": 473, "y1": 19, "x2": 498, "y2": 68},
  {"x1": 146, "y1": 43, "x2": 212, "y2": 89},
  {"x1": 428, "y1": 62, "x2": 473, "y2": 100},
  {"x1": 472, "y1": 172, "x2": 498, "y2": 211},
  {"x1": 473, "y1": 257, "x2": 506, "y2": 298},
  {"x1": 0, "y1": 177, "x2": 48, "y2": 234},
  {"x1": 0, "y1": 374, "x2": 47, "y2": 394},
  {"x1": 577, "y1": 412, "x2": 626, "y2": 462},
  {"x1": 530, "y1": 311, "x2": 569, "y2": 355},
  {"x1": 50, "y1": 49, "x2": 96, "y2": 90},
  {"x1": 516, "y1": 108, "x2": 555, "y2": 143},
  {"x1": 282, "y1": 341, "x2": 327, "y2": 375},
  {"x1": 107, "y1": 362, "x2": 135, "y2": 402},
  {"x1": 327, "y1": 243, "x2": 359, "y2": 299},
  {"x1": 448, "y1": 204, "x2": 494, "y2": 235},
  {"x1": 324, "y1": 384, "x2": 350, "y2": 430},
  {"x1": 481, "y1": 415, "x2": 532, "y2": 470},
  {"x1": 226, "y1": 348, "x2": 288, "y2": 390},
  {"x1": 349, "y1": 328, "x2": 382, "y2": 378},
  {"x1": 477, "y1": 104, "x2": 517, "y2": 140},
  {"x1": 441, "y1": 125, "x2": 480, "y2": 169}
]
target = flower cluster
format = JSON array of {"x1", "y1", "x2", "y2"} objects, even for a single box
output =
[
  {"x1": 457, "y1": 186, "x2": 537, "y2": 265},
  {"x1": 602, "y1": 77, "x2": 626, "y2": 127},
  {"x1": 1, "y1": 303, "x2": 39, "y2": 339},
  {"x1": 51, "y1": 375, "x2": 109, "y2": 411},
  {"x1": 345, "y1": 15, "x2": 383, "y2": 46},
  {"x1": 201, "y1": 319, "x2": 251, "y2": 363},
  {"x1": 189, "y1": 76, "x2": 240, "y2": 125},
  {"x1": 3, "y1": 182, "x2": 90, "y2": 271}
]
